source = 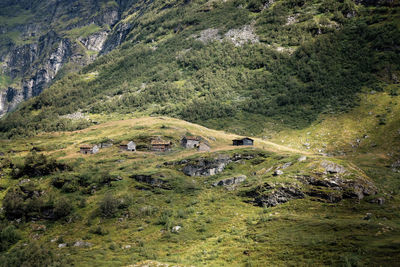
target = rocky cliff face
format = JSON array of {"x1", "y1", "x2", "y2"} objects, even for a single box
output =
[{"x1": 0, "y1": 0, "x2": 133, "y2": 117}]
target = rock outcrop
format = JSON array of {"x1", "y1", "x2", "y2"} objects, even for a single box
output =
[
  {"x1": 131, "y1": 174, "x2": 170, "y2": 189},
  {"x1": 0, "y1": 1, "x2": 133, "y2": 116},
  {"x1": 213, "y1": 175, "x2": 247, "y2": 187},
  {"x1": 246, "y1": 184, "x2": 305, "y2": 207}
]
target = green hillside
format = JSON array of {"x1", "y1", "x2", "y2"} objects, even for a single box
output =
[
  {"x1": 0, "y1": 117, "x2": 399, "y2": 266},
  {"x1": 0, "y1": 0, "x2": 400, "y2": 266},
  {"x1": 1, "y1": 0, "x2": 399, "y2": 137}
]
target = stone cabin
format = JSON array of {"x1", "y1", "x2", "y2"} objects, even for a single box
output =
[
  {"x1": 80, "y1": 144, "x2": 99, "y2": 154},
  {"x1": 181, "y1": 136, "x2": 201, "y2": 149},
  {"x1": 151, "y1": 139, "x2": 172, "y2": 152},
  {"x1": 120, "y1": 141, "x2": 136, "y2": 151},
  {"x1": 198, "y1": 142, "x2": 211, "y2": 152},
  {"x1": 232, "y1": 137, "x2": 254, "y2": 146}
]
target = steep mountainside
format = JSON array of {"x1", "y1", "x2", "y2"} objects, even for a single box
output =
[
  {"x1": 0, "y1": 1, "x2": 400, "y2": 266},
  {"x1": 0, "y1": 0, "x2": 138, "y2": 116},
  {"x1": 0, "y1": 0, "x2": 398, "y2": 137}
]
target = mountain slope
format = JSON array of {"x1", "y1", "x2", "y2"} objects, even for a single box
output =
[
  {"x1": 0, "y1": 117, "x2": 398, "y2": 266},
  {"x1": 0, "y1": 0, "x2": 139, "y2": 116},
  {"x1": 0, "y1": 0, "x2": 398, "y2": 138}
]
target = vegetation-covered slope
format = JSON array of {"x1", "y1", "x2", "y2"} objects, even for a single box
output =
[
  {"x1": 1, "y1": 0, "x2": 399, "y2": 137},
  {"x1": 0, "y1": 117, "x2": 398, "y2": 266}
]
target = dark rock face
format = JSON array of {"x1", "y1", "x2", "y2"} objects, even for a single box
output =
[
  {"x1": 297, "y1": 174, "x2": 377, "y2": 201},
  {"x1": 101, "y1": 23, "x2": 132, "y2": 55},
  {"x1": 177, "y1": 153, "x2": 260, "y2": 177},
  {"x1": 131, "y1": 174, "x2": 170, "y2": 189},
  {"x1": 213, "y1": 175, "x2": 247, "y2": 187},
  {"x1": 247, "y1": 184, "x2": 305, "y2": 207},
  {"x1": 0, "y1": 1, "x2": 134, "y2": 116},
  {"x1": 183, "y1": 157, "x2": 230, "y2": 176},
  {"x1": 320, "y1": 161, "x2": 346, "y2": 174}
]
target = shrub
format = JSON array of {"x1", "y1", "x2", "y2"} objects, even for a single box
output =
[
  {"x1": 2, "y1": 188, "x2": 26, "y2": 219},
  {"x1": 53, "y1": 197, "x2": 73, "y2": 219},
  {"x1": 0, "y1": 241, "x2": 64, "y2": 267},
  {"x1": 0, "y1": 225, "x2": 20, "y2": 252},
  {"x1": 99, "y1": 193, "x2": 119, "y2": 218},
  {"x1": 12, "y1": 152, "x2": 70, "y2": 179}
]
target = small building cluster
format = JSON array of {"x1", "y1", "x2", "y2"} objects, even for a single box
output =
[{"x1": 79, "y1": 135, "x2": 253, "y2": 155}]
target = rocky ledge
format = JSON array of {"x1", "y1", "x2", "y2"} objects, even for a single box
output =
[
  {"x1": 165, "y1": 153, "x2": 263, "y2": 177},
  {"x1": 246, "y1": 160, "x2": 378, "y2": 207}
]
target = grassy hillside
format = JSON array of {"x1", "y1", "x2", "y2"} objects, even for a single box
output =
[
  {"x1": 0, "y1": 117, "x2": 399, "y2": 266},
  {"x1": 1, "y1": 0, "x2": 399, "y2": 138}
]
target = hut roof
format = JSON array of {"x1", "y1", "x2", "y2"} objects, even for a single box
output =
[
  {"x1": 120, "y1": 141, "x2": 132, "y2": 146},
  {"x1": 151, "y1": 140, "x2": 171, "y2": 145},
  {"x1": 80, "y1": 144, "x2": 95, "y2": 149},
  {"x1": 233, "y1": 137, "x2": 254, "y2": 141},
  {"x1": 183, "y1": 136, "x2": 200, "y2": 141}
]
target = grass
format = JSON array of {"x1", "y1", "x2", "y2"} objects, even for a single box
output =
[
  {"x1": 62, "y1": 24, "x2": 103, "y2": 39},
  {"x1": 0, "y1": 116, "x2": 399, "y2": 266}
]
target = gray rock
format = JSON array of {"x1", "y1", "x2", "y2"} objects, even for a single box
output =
[
  {"x1": 281, "y1": 162, "x2": 292, "y2": 169},
  {"x1": 320, "y1": 161, "x2": 347, "y2": 174},
  {"x1": 248, "y1": 184, "x2": 305, "y2": 207},
  {"x1": 58, "y1": 243, "x2": 67, "y2": 248},
  {"x1": 273, "y1": 170, "x2": 284, "y2": 176},
  {"x1": 297, "y1": 174, "x2": 377, "y2": 201},
  {"x1": 182, "y1": 157, "x2": 231, "y2": 177},
  {"x1": 368, "y1": 197, "x2": 385, "y2": 205},
  {"x1": 73, "y1": 241, "x2": 92, "y2": 248},
  {"x1": 363, "y1": 213, "x2": 372, "y2": 220},
  {"x1": 213, "y1": 175, "x2": 247, "y2": 187},
  {"x1": 298, "y1": 156, "x2": 307, "y2": 162},
  {"x1": 171, "y1": 225, "x2": 181, "y2": 233},
  {"x1": 131, "y1": 174, "x2": 170, "y2": 189}
]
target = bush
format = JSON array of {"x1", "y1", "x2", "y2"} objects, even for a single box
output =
[
  {"x1": 12, "y1": 152, "x2": 70, "y2": 179},
  {"x1": 2, "y1": 188, "x2": 26, "y2": 219},
  {"x1": 0, "y1": 225, "x2": 20, "y2": 252},
  {"x1": 0, "y1": 241, "x2": 64, "y2": 267},
  {"x1": 53, "y1": 197, "x2": 73, "y2": 219},
  {"x1": 99, "y1": 193, "x2": 119, "y2": 218}
]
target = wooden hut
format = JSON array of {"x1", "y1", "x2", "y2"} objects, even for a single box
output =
[
  {"x1": 120, "y1": 141, "x2": 136, "y2": 151},
  {"x1": 80, "y1": 144, "x2": 99, "y2": 154},
  {"x1": 181, "y1": 136, "x2": 201, "y2": 149},
  {"x1": 151, "y1": 139, "x2": 172, "y2": 152},
  {"x1": 232, "y1": 138, "x2": 254, "y2": 146}
]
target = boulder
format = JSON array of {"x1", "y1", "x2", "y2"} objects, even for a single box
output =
[
  {"x1": 297, "y1": 174, "x2": 377, "y2": 201},
  {"x1": 58, "y1": 243, "x2": 67, "y2": 248},
  {"x1": 273, "y1": 170, "x2": 283, "y2": 176},
  {"x1": 131, "y1": 174, "x2": 170, "y2": 189},
  {"x1": 171, "y1": 226, "x2": 182, "y2": 233},
  {"x1": 320, "y1": 161, "x2": 346, "y2": 174},
  {"x1": 298, "y1": 156, "x2": 307, "y2": 162},
  {"x1": 182, "y1": 157, "x2": 231, "y2": 177},
  {"x1": 213, "y1": 175, "x2": 247, "y2": 187},
  {"x1": 73, "y1": 241, "x2": 92, "y2": 248},
  {"x1": 247, "y1": 184, "x2": 305, "y2": 207},
  {"x1": 281, "y1": 162, "x2": 292, "y2": 169}
]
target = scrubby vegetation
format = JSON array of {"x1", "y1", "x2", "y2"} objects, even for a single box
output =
[
  {"x1": 0, "y1": 0, "x2": 399, "y2": 137},
  {"x1": 0, "y1": 117, "x2": 398, "y2": 266},
  {"x1": 0, "y1": 0, "x2": 399, "y2": 266}
]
